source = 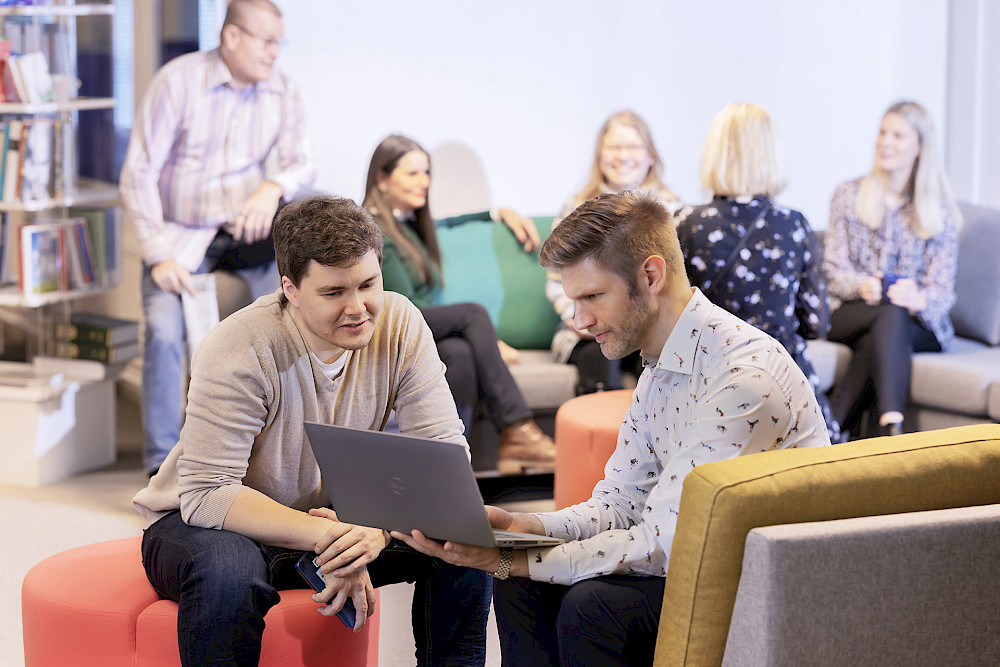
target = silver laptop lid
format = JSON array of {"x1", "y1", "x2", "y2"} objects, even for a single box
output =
[{"x1": 305, "y1": 422, "x2": 500, "y2": 548}]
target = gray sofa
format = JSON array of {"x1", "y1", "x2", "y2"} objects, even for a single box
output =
[
  {"x1": 652, "y1": 422, "x2": 1000, "y2": 666},
  {"x1": 214, "y1": 200, "x2": 999, "y2": 467},
  {"x1": 806, "y1": 200, "x2": 1000, "y2": 431},
  {"x1": 723, "y1": 503, "x2": 1000, "y2": 666}
]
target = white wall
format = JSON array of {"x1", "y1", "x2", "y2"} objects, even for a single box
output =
[
  {"x1": 946, "y1": 0, "x2": 1000, "y2": 208},
  {"x1": 270, "y1": 0, "x2": 949, "y2": 228}
]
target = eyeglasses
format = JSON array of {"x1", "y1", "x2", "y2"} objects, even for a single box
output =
[
  {"x1": 231, "y1": 23, "x2": 287, "y2": 50},
  {"x1": 602, "y1": 143, "x2": 648, "y2": 156}
]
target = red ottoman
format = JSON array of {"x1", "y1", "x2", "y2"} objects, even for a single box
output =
[
  {"x1": 22, "y1": 537, "x2": 380, "y2": 667},
  {"x1": 554, "y1": 390, "x2": 633, "y2": 508}
]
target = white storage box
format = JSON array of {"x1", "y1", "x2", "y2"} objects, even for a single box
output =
[{"x1": 0, "y1": 360, "x2": 115, "y2": 485}]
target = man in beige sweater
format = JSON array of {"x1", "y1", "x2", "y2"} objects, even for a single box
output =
[{"x1": 133, "y1": 195, "x2": 490, "y2": 665}]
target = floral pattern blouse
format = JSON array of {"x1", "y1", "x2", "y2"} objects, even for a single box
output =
[
  {"x1": 675, "y1": 197, "x2": 839, "y2": 441},
  {"x1": 675, "y1": 196, "x2": 829, "y2": 361},
  {"x1": 823, "y1": 178, "x2": 959, "y2": 351}
]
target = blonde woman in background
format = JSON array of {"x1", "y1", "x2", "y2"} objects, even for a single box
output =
[
  {"x1": 824, "y1": 101, "x2": 961, "y2": 438},
  {"x1": 546, "y1": 110, "x2": 680, "y2": 394},
  {"x1": 676, "y1": 102, "x2": 840, "y2": 442}
]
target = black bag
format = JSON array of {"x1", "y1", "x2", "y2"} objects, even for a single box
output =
[{"x1": 206, "y1": 228, "x2": 276, "y2": 271}]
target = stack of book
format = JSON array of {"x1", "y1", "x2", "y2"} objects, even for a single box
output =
[
  {"x1": 54, "y1": 312, "x2": 140, "y2": 365},
  {"x1": 7, "y1": 209, "x2": 120, "y2": 294}
]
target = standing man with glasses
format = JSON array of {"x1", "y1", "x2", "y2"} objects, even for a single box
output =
[{"x1": 121, "y1": 0, "x2": 315, "y2": 475}]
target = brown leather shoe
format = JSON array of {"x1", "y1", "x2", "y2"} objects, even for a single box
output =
[{"x1": 497, "y1": 419, "x2": 556, "y2": 475}]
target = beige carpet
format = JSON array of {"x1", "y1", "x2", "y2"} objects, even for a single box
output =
[{"x1": 0, "y1": 461, "x2": 545, "y2": 665}]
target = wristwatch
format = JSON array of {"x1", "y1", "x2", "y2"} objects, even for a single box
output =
[{"x1": 491, "y1": 548, "x2": 514, "y2": 580}]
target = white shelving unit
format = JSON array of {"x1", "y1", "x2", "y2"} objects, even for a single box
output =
[
  {"x1": 0, "y1": 1, "x2": 119, "y2": 355},
  {"x1": 0, "y1": 3, "x2": 123, "y2": 485}
]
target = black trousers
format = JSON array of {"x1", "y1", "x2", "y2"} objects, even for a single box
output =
[
  {"x1": 828, "y1": 300, "x2": 940, "y2": 434},
  {"x1": 421, "y1": 303, "x2": 531, "y2": 434},
  {"x1": 493, "y1": 574, "x2": 665, "y2": 667}
]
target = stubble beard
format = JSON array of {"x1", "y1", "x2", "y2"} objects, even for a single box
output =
[{"x1": 597, "y1": 294, "x2": 654, "y2": 360}]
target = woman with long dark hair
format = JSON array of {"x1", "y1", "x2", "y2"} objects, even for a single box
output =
[{"x1": 363, "y1": 134, "x2": 555, "y2": 474}]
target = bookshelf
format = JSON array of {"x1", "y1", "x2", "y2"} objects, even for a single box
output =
[{"x1": 0, "y1": 1, "x2": 119, "y2": 358}]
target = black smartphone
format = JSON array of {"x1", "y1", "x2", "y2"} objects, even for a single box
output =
[{"x1": 294, "y1": 552, "x2": 357, "y2": 628}]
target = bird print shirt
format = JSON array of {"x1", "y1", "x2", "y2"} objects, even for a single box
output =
[{"x1": 528, "y1": 289, "x2": 831, "y2": 585}]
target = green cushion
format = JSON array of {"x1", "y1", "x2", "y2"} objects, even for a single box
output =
[{"x1": 437, "y1": 215, "x2": 560, "y2": 350}]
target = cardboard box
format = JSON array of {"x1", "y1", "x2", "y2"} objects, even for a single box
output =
[{"x1": 0, "y1": 361, "x2": 115, "y2": 485}]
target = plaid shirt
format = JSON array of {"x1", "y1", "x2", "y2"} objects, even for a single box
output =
[{"x1": 120, "y1": 49, "x2": 316, "y2": 271}]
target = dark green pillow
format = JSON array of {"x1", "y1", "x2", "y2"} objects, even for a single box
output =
[{"x1": 437, "y1": 215, "x2": 560, "y2": 350}]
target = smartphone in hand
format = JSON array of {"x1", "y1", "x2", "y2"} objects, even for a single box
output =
[
  {"x1": 882, "y1": 272, "x2": 901, "y2": 301},
  {"x1": 295, "y1": 552, "x2": 357, "y2": 628}
]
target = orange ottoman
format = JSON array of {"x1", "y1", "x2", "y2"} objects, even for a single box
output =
[
  {"x1": 554, "y1": 390, "x2": 633, "y2": 508},
  {"x1": 22, "y1": 537, "x2": 380, "y2": 667}
]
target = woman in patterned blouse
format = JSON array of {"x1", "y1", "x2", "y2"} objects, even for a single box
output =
[
  {"x1": 675, "y1": 102, "x2": 840, "y2": 443},
  {"x1": 546, "y1": 110, "x2": 680, "y2": 394},
  {"x1": 824, "y1": 101, "x2": 961, "y2": 438}
]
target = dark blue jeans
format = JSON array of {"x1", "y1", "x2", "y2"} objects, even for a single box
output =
[
  {"x1": 493, "y1": 574, "x2": 665, "y2": 667},
  {"x1": 142, "y1": 511, "x2": 491, "y2": 666}
]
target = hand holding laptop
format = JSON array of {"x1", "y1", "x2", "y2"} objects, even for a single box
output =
[{"x1": 391, "y1": 506, "x2": 547, "y2": 579}]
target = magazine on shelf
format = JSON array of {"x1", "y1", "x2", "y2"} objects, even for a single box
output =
[
  {"x1": 21, "y1": 118, "x2": 54, "y2": 202},
  {"x1": 19, "y1": 222, "x2": 65, "y2": 295},
  {"x1": 17, "y1": 217, "x2": 96, "y2": 295},
  {"x1": 14, "y1": 51, "x2": 53, "y2": 103}
]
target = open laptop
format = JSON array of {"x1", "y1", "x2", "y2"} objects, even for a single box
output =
[{"x1": 304, "y1": 422, "x2": 564, "y2": 549}]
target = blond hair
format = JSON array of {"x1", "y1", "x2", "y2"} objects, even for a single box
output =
[
  {"x1": 855, "y1": 101, "x2": 961, "y2": 238},
  {"x1": 577, "y1": 110, "x2": 676, "y2": 203},
  {"x1": 700, "y1": 102, "x2": 788, "y2": 198}
]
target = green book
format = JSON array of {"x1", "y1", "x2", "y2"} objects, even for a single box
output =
[
  {"x1": 56, "y1": 338, "x2": 140, "y2": 364},
  {"x1": 54, "y1": 312, "x2": 139, "y2": 346}
]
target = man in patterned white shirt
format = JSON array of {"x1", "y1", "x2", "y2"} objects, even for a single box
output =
[
  {"x1": 394, "y1": 190, "x2": 831, "y2": 666},
  {"x1": 120, "y1": 0, "x2": 316, "y2": 474}
]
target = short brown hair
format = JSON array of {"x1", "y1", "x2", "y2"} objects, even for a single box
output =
[
  {"x1": 274, "y1": 195, "x2": 383, "y2": 289},
  {"x1": 540, "y1": 190, "x2": 685, "y2": 295}
]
